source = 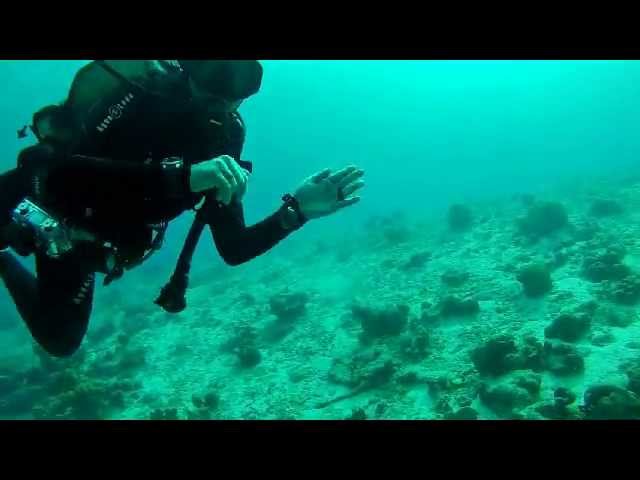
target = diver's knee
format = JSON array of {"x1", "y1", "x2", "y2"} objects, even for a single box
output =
[
  {"x1": 40, "y1": 339, "x2": 83, "y2": 358},
  {"x1": 30, "y1": 302, "x2": 91, "y2": 358},
  {"x1": 36, "y1": 329, "x2": 85, "y2": 358}
]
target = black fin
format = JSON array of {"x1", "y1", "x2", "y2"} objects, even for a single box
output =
[{"x1": 17, "y1": 125, "x2": 29, "y2": 139}]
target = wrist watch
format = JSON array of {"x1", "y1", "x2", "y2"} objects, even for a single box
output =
[
  {"x1": 160, "y1": 157, "x2": 191, "y2": 198},
  {"x1": 280, "y1": 194, "x2": 307, "y2": 231}
]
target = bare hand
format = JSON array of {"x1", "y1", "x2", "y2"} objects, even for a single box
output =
[
  {"x1": 294, "y1": 165, "x2": 365, "y2": 220},
  {"x1": 189, "y1": 155, "x2": 250, "y2": 205}
]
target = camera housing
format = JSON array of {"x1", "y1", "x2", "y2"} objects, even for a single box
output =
[{"x1": 11, "y1": 198, "x2": 73, "y2": 259}]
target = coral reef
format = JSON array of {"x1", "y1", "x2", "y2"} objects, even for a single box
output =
[
  {"x1": 220, "y1": 325, "x2": 262, "y2": 368},
  {"x1": 516, "y1": 201, "x2": 568, "y2": 240},
  {"x1": 542, "y1": 340, "x2": 584, "y2": 376},
  {"x1": 518, "y1": 193, "x2": 536, "y2": 207},
  {"x1": 352, "y1": 302, "x2": 409, "y2": 341},
  {"x1": 626, "y1": 367, "x2": 640, "y2": 396},
  {"x1": 516, "y1": 264, "x2": 553, "y2": 298},
  {"x1": 0, "y1": 373, "x2": 18, "y2": 398},
  {"x1": 619, "y1": 360, "x2": 640, "y2": 396},
  {"x1": 236, "y1": 347, "x2": 262, "y2": 368},
  {"x1": 589, "y1": 198, "x2": 624, "y2": 217},
  {"x1": 536, "y1": 387, "x2": 580, "y2": 419},
  {"x1": 447, "y1": 204, "x2": 473, "y2": 232},
  {"x1": 544, "y1": 313, "x2": 591, "y2": 343},
  {"x1": 443, "y1": 406, "x2": 478, "y2": 420},
  {"x1": 269, "y1": 292, "x2": 309, "y2": 323},
  {"x1": 595, "y1": 304, "x2": 636, "y2": 327},
  {"x1": 425, "y1": 371, "x2": 481, "y2": 419},
  {"x1": 603, "y1": 274, "x2": 640, "y2": 305},
  {"x1": 555, "y1": 387, "x2": 577, "y2": 408},
  {"x1": 32, "y1": 370, "x2": 139, "y2": 420},
  {"x1": 571, "y1": 220, "x2": 601, "y2": 242},
  {"x1": 187, "y1": 392, "x2": 220, "y2": 420},
  {"x1": 321, "y1": 352, "x2": 396, "y2": 409},
  {"x1": 236, "y1": 292, "x2": 256, "y2": 306},
  {"x1": 581, "y1": 385, "x2": 640, "y2": 419},
  {"x1": 149, "y1": 408, "x2": 180, "y2": 420},
  {"x1": 590, "y1": 331, "x2": 615, "y2": 346},
  {"x1": 478, "y1": 372, "x2": 541, "y2": 417},
  {"x1": 397, "y1": 371, "x2": 420, "y2": 386},
  {"x1": 401, "y1": 251, "x2": 431, "y2": 271},
  {"x1": 520, "y1": 337, "x2": 546, "y2": 372},
  {"x1": 581, "y1": 246, "x2": 630, "y2": 283},
  {"x1": 471, "y1": 335, "x2": 521, "y2": 377},
  {"x1": 398, "y1": 324, "x2": 430, "y2": 362},
  {"x1": 346, "y1": 407, "x2": 368, "y2": 420},
  {"x1": 263, "y1": 291, "x2": 309, "y2": 342},
  {"x1": 439, "y1": 296, "x2": 480, "y2": 318},
  {"x1": 327, "y1": 350, "x2": 397, "y2": 391},
  {"x1": 367, "y1": 214, "x2": 413, "y2": 246},
  {"x1": 441, "y1": 269, "x2": 470, "y2": 288},
  {"x1": 471, "y1": 334, "x2": 582, "y2": 380},
  {"x1": 87, "y1": 321, "x2": 117, "y2": 345}
]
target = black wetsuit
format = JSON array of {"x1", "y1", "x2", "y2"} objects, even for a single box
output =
[{"x1": 0, "y1": 62, "x2": 299, "y2": 357}]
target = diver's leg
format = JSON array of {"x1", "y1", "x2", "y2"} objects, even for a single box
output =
[{"x1": 0, "y1": 249, "x2": 94, "y2": 358}]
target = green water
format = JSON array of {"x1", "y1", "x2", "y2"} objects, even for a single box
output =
[{"x1": 1, "y1": 60, "x2": 640, "y2": 420}]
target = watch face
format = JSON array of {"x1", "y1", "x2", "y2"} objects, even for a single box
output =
[{"x1": 282, "y1": 206, "x2": 299, "y2": 230}]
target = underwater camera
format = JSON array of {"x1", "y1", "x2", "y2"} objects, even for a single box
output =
[{"x1": 11, "y1": 198, "x2": 73, "y2": 259}]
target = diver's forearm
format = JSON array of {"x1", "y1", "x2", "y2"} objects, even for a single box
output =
[{"x1": 208, "y1": 200, "x2": 302, "y2": 266}]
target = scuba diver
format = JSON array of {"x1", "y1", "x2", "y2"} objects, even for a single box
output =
[{"x1": 0, "y1": 60, "x2": 365, "y2": 358}]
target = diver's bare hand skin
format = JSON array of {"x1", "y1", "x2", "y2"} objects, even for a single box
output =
[
  {"x1": 293, "y1": 165, "x2": 365, "y2": 220},
  {"x1": 189, "y1": 155, "x2": 250, "y2": 204}
]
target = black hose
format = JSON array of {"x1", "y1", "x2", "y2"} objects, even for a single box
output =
[{"x1": 154, "y1": 207, "x2": 208, "y2": 313}]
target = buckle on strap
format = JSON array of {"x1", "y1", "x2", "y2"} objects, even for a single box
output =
[{"x1": 103, "y1": 222, "x2": 168, "y2": 286}]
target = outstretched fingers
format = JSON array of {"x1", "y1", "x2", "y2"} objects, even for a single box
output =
[
  {"x1": 310, "y1": 169, "x2": 332, "y2": 184},
  {"x1": 329, "y1": 166, "x2": 358, "y2": 185},
  {"x1": 336, "y1": 196, "x2": 361, "y2": 210},
  {"x1": 341, "y1": 180, "x2": 365, "y2": 197}
]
